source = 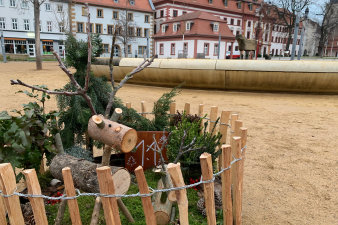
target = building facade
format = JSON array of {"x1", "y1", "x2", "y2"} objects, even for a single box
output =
[{"x1": 0, "y1": 0, "x2": 69, "y2": 57}]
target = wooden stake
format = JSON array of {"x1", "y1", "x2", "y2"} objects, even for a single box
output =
[
  {"x1": 219, "y1": 111, "x2": 231, "y2": 144},
  {"x1": 62, "y1": 167, "x2": 82, "y2": 225},
  {"x1": 141, "y1": 101, "x2": 147, "y2": 118},
  {"x1": 234, "y1": 120, "x2": 243, "y2": 137},
  {"x1": 221, "y1": 145, "x2": 233, "y2": 225},
  {"x1": 184, "y1": 103, "x2": 190, "y2": 114},
  {"x1": 126, "y1": 102, "x2": 131, "y2": 109},
  {"x1": 167, "y1": 163, "x2": 189, "y2": 225},
  {"x1": 209, "y1": 106, "x2": 218, "y2": 134},
  {"x1": 96, "y1": 166, "x2": 121, "y2": 225},
  {"x1": 230, "y1": 114, "x2": 239, "y2": 139},
  {"x1": 200, "y1": 153, "x2": 216, "y2": 225},
  {"x1": 169, "y1": 102, "x2": 176, "y2": 123},
  {"x1": 198, "y1": 104, "x2": 204, "y2": 117},
  {"x1": 134, "y1": 166, "x2": 156, "y2": 225},
  {"x1": 0, "y1": 163, "x2": 24, "y2": 225},
  {"x1": 23, "y1": 169, "x2": 48, "y2": 225},
  {"x1": 231, "y1": 137, "x2": 242, "y2": 225},
  {"x1": 0, "y1": 182, "x2": 6, "y2": 225}
]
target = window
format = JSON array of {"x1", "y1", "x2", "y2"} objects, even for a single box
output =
[
  {"x1": 162, "y1": 24, "x2": 166, "y2": 33},
  {"x1": 138, "y1": 46, "x2": 146, "y2": 55},
  {"x1": 57, "y1": 4, "x2": 63, "y2": 12},
  {"x1": 224, "y1": 17, "x2": 227, "y2": 23},
  {"x1": 10, "y1": 0, "x2": 16, "y2": 7},
  {"x1": 113, "y1": 11, "x2": 119, "y2": 19},
  {"x1": 183, "y1": 42, "x2": 188, "y2": 54},
  {"x1": 144, "y1": 28, "x2": 149, "y2": 37},
  {"x1": 248, "y1": 21, "x2": 251, "y2": 27},
  {"x1": 12, "y1": 18, "x2": 18, "y2": 30},
  {"x1": 159, "y1": 43, "x2": 164, "y2": 55},
  {"x1": 186, "y1": 22, "x2": 191, "y2": 31},
  {"x1": 248, "y1": 3, "x2": 252, "y2": 11},
  {"x1": 103, "y1": 44, "x2": 109, "y2": 53},
  {"x1": 145, "y1": 15, "x2": 149, "y2": 23},
  {"x1": 24, "y1": 19, "x2": 29, "y2": 30},
  {"x1": 171, "y1": 43, "x2": 175, "y2": 55},
  {"x1": 77, "y1": 22, "x2": 84, "y2": 33},
  {"x1": 128, "y1": 45, "x2": 131, "y2": 54},
  {"x1": 97, "y1": 9, "x2": 103, "y2": 18},
  {"x1": 130, "y1": 0, "x2": 135, "y2": 5},
  {"x1": 204, "y1": 43, "x2": 209, "y2": 55},
  {"x1": 271, "y1": 36, "x2": 274, "y2": 42},
  {"x1": 246, "y1": 31, "x2": 250, "y2": 39},
  {"x1": 82, "y1": 7, "x2": 88, "y2": 16},
  {"x1": 128, "y1": 27, "x2": 134, "y2": 36},
  {"x1": 235, "y1": 46, "x2": 239, "y2": 51},
  {"x1": 208, "y1": 0, "x2": 212, "y2": 3},
  {"x1": 236, "y1": 1, "x2": 241, "y2": 9},
  {"x1": 59, "y1": 22, "x2": 64, "y2": 32},
  {"x1": 271, "y1": 49, "x2": 274, "y2": 55},
  {"x1": 214, "y1": 44, "x2": 219, "y2": 56},
  {"x1": 173, "y1": 23, "x2": 178, "y2": 32},
  {"x1": 114, "y1": 0, "x2": 118, "y2": 3},
  {"x1": 228, "y1": 45, "x2": 231, "y2": 51},
  {"x1": 45, "y1": 3, "x2": 51, "y2": 11},
  {"x1": 213, "y1": 23, "x2": 219, "y2": 32},
  {"x1": 47, "y1": 21, "x2": 52, "y2": 32},
  {"x1": 173, "y1": 10, "x2": 178, "y2": 17},
  {"x1": 160, "y1": 10, "x2": 164, "y2": 18},
  {"x1": 236, "y1": 30, "x2": 240, "y2": 35},
  {"x1": 127, "y1": 13, "x2": 133, "y2": 21},
  {"x1": 115, "y1": 26, "x2": 121, "y2": 35},
  {"x1": 21, "y1": 0, "x2": 28, "y2": 9},
  {"x1": 0, "y1": 18, "x2": 5, "y2": 29},
  {"x1": 237, "y1": 20, "x2": 241, "y2": 26},
  {"x1": 0, "y1": 0, "x2": 3, "y2": 6},
  {"x1": 265, "y1": 33, "x2": 268, "y2": 41},
  {"x1": 224, "y1": 0, "x2": 228, "y2": 6},
  {"x1": 107, "y1": 25, "x2": 114, "y2": 34},
  {"x1": 136, "y1": 28, "x2": 142, "y2": 37},
  {"x1": 230, "y1": 19, "x2": 234, "y2": 25},
  {"x1": 96, "y1": 24, "x2": 102, "y2": 34}
]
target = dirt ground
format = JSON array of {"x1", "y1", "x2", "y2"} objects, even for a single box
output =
[{"x1": 1, "y1": 62, "x2": 337, "y2": 225}]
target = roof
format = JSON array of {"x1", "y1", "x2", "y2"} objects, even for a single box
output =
[
  {"x1": 165, "y1": 11, "x2": 225, "y2": 24},
  {"x1": 73, "y1": 0, "x2": 154, "y2": 13}
]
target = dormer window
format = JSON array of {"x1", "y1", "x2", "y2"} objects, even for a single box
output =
[
  {"x1": 248, "y1": 3, "x2": 252, "y2": 11},
  {"x1": 186, "y1": 21, "x2": 191, "y2": 31},
  {"x1": 208, "y1": 0, "x2": 212, "y2": 4},
  {"x1": 236, "y1": 1, "x2": 241, "y2": 9},
  {"x1": 129, "y1": 0, "x2": 135, "y2": 5},
  {"x1": 223, "y1": 0, "x2": 228, "y2": 6},
  {"x1": 213, "y1": 22, "x2": 219, "y2": 32}
]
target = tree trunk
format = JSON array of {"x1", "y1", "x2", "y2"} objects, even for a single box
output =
[
  {"x1": 34, "y1": 0, "x2": 42, "y2": 70},
  {"x1": 285, "y1": 28, "x2": 293, "y2": 52},
  {"x1": 50, "y1": 154, "x2": 131, "y2": 195}
]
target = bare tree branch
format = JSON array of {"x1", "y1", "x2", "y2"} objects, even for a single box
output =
[{"x1": 85, "y1": 4, "x2": 91, "y2": 92}]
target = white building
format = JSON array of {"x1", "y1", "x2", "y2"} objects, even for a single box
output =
[
  {"x1": 71, "y1": 0, "x2": 155, "y2": 58},
  {"x1": 0, "y1": 0, "x2": 69, "y2": 57}
]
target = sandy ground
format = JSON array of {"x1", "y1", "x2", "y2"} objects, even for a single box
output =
[{"x1": 1, "y1": 62, "x2": 337, "y2": 225}]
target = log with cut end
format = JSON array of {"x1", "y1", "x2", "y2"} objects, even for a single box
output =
[
  {"x1": 50, "y1": 154, "x2": 130, "y2": 195},
  {"x1": 153, "y1": 178, "x2": 173, "y2": 225},
  {"x1": 88, "y1": 115, "x2": 137, "y2": 153}
]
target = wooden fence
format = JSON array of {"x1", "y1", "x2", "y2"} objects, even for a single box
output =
[{"x1": 0, "y1": 103, "x2": 248, "y2": 225}]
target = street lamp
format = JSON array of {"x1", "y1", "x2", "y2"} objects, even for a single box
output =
[{"x1": 297, "y1": 7, "x2": 309, "y2": 60}]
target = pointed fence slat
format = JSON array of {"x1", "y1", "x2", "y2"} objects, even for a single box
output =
[
  {"x1": 198, "y1": 104, "x2": 204, "y2": 117},
  {"x1": 167, "y1": 163, "x2": 189, "y2": 225},
  {"x1": 221, "y1": 145, "x2": 233, "y2": 225},
  {"x1": 23, "y1": 169, "x2": 48, "y2": 225},
  {"x1": 200, "y1": 153, "x2": 216, "y2": 225},
  {"x1": 184, "y1": 103, "x2": 190, "y2": 114},
  {"x1": 0, "y1": 163, "x2": 25, "y2": 225},
  {"x1": 126, "y1": 102, "x2": 131, "y2": 109},
  {"x1": 234, "y1": 120, "x2": 243, "y2": 137},
  {"x1": 134, "y1": 166, "x2": 156, "y2": 225},
  {"x1": 62, "y1": 167, "x2": 82, "y2": 225},
  {"x1": 141, "y1": 101, "x2": 147, "y2": 118},
  {"x1": 230, "y1": 114, "x2": 239, "y2": 139},
  {"x1": 209, "y1": 106, "x2": 218, "y2": 134},
  {"x1": 96, "y1": 166, "x2": 121, "y2": 225},
  {"x1": 231, "y1": 137, "x2": 242, "y2": 225},
  {"x1": 219, "y1": 111, "x2": 231, "y2": 144},
  {"x1": 0, "y1": 182, "x2": 7, "y2": 225}
]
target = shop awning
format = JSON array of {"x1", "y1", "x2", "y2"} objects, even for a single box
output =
[
  {"x1": 4, "y1": 38, "x2": 26, "y2": 41},
  {"x1": 42, "y1": 40, "x2": 53, "y2": 42}
]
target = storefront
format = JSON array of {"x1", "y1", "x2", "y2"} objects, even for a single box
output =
[{"x1": 4, "y1": 38, "x2": 27, "y2": 54}]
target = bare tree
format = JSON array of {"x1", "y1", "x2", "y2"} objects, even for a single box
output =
[
  {"x1": 317, "y1": 0, "x2": 338, "y2": 56},
  {"x1": 271, "y1": 0, "x2": 312, "y2": 51},
  {"x1": 115, "y1": 10, "x2": 137, "y2": 57}
]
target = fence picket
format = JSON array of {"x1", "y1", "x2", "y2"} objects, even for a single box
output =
[
  {"x1": 23, "y1": 169, "x2": 48, "y2": 225},
  {"x1": 198, "y1": 104, "x2": 204, "y2": 117},
  {"x1": 221, "y1": 145, "x2": 233, "y2": 225},
  {"x1": 96, "y1": 166, "x2": 121, "y2": 225},
  {"x1": 0, "y1": 163, "x2": 25, "y2": 225},
  {"x1": 200, "y1": 153, "x2": 216, "y2": 225},
  {"x1": 231, "y1": 137, "x2": 242, "y2": 225},
  {"x1": 0, "y1": 182, "x2": 7, "y2": 225},
  {"x1": 134, "y1": 166, "x2": 156, "y2": 225},
  {"x1": 141, "y1": 101, "x2": 147, "y2": 118},
  {"x1": 184, "y1": 103, "x2": 191, "y2": 114},
  {"x1": 234, "y1": 120, "x2": 243, "y2": 137},
  {"x1": 167, "y1": 163, "x2": 189, "y2": 225},
  {"x1": 230, "y1": 114, "x2": 239, "y2": 139},
  {"x1": 219, "y1": 111, "x2": 231, "y2": 144},
  {"x1": 126, "y1": 102, "x2": 131, "y2": 109},
  {"x1": 62, "y1": 167, "x2": 82, "y2": 225},
  {"x1": 209, "y1": 106, "x2": 218, "y2": 134}
]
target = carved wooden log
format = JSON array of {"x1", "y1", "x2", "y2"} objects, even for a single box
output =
[
  {"x1": 50, "y1": 154, "x2": 130, "y2": 195},
  {"x1": 88, "y1": 115, "x2": 137, "y2": 153},
  {"x1": 153, "y1": 178, "x2": 173, "y2": 225}
]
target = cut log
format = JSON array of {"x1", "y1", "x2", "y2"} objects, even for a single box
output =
[
  {"x1": 153, "y1": 178, "x2": 172, "y2": 225},
  {"x1": 88, "y1": 115, "x2": 137, "y2": 153},
  {"x1": 50, "y1": 154, "x2": 130, "y2": 195}
]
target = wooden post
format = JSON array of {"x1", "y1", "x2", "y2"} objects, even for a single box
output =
[
  {"x1": 230, "y1": 114, "x2": 239, "y2": 138},
  {"x1": 234, "y1": 120, "x2": 243, "y2": 137},
  {"x1": 231, "y1": 137, "x2": 242, "y2": 225},
  {"x1": 23, "y1": 169, "x2": 48, "y2": 225},
  {"x1": 200, "y1": 153, "x2": 216, "y2": 225},
  {"x1": 62, "y1": 167, "x2": 82, "y2": 225},
  {"x1": 184, "y1": 103, "x2": 190, "y2": 114},
  {"x1": 209, "y1": 106, "x2": 218, "y2": 134},
  {"x1": 169, "y1": 102, "x2": 176, "y2": 123},
  {"x1": 141, "y1": 101, "x2": 147, "y2": 118},
  {"x1": 134, "y1": 166, "x2": 156, "y2": 225},
  {"x1": 198, "y1": 104, "x2": 204, "y2": 117},
  {"x1": 0, "y1": 182, "x2": 6, "y2": 225},
  {"x1": 219, "y1": 111, "x2": 231, "y2": 144},
  {"x1": 96, "y1": 166, "x2": 121, "y2": 225},
  {"x1": 167, "y1": 163, "x2": 189, "y2": 225},
  {"x1": 0, "y1": 163, "x2": 25, "y2": 225},
  {"x1": 126, "y1": 102, "x2": 131, "y2": 109},
  {"x1": 221, "y1": 145, "x2": 233, "y2": 225}
]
